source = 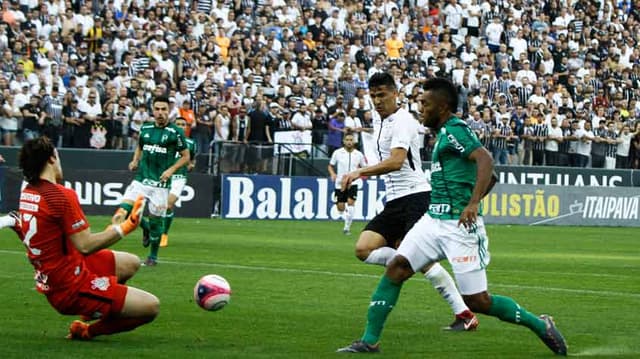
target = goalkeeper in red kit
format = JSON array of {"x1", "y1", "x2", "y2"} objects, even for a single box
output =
[{"x1": 16, "y1": 136, "x2": 159, "y2": 340}]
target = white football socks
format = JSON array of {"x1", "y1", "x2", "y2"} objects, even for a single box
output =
[
  {"x1": 424, "y1": 262, "x2": 468, "y2": 315},
  {"x1": 364, "y1": 247, "x2": 397, "y2": 266},
  {"x1": 0, "y1": 215, "x2": 16, "y2": 229},
  {"x1": 344, "y1": 205, "x2": 354, "y2": 230}
]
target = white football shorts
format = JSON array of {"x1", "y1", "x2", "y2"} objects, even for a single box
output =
[
  {"x1": 397, "y1": 214, "x2": 491, "y2": 295},
  {"x1": 122, "y1": 180, "x2": 168, "y2": 217},
  {"x1": 169, "y1": 177, "x2": 187, "y2": 198}
]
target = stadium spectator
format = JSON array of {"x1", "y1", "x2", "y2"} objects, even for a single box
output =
[{"x1": 0, "y1": 0, "x2": 636, "y2": 172}]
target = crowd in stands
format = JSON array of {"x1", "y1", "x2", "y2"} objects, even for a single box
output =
[{"x1": 1, "y1": 0, "x2": 640, "y2": 169}]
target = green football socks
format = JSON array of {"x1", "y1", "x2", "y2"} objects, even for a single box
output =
[
  {"x1": 362, "y1": 275, "x2": 403, "y2": 345},
  {"x1": 488, "y1": 295, "x2": 547, "y2": 336},
  {"x1": 164, "y1": 210, "x2": 174, "y2": 235},
  {"x1": 147, "y1": 216, "x2": 164, "y2": 260}
]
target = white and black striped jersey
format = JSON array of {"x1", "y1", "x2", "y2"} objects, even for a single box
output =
[
  {"x1": 330, "y1": 148, "x2": 367, "y2": 189},
  {"x1": 376, "y1": 108, "x2": 431, "y2": 201}
]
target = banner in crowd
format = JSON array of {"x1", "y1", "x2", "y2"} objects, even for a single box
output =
[
  {"x1": 222, "y1": 174, "x2": 385, "y2": 221},
  {"x1": 1, "y1": 168, "x2": 213, "y2": 217},
  {"x1": 482, "y1": 184, "x2": 640, "y2": 226},
  {"x1": 493, "y1": 166, "x2": 638, "y2": 187},
  {"x1": 273, "y1": 130, "x2": 313, "y2": 155},
  {"x1": 222, "y1": 175, "x2": 640, "y2": 226}
]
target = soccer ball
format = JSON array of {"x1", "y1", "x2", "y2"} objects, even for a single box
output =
[{"x1": 194, "y1": 274, "x2": 231, "y2": 311}]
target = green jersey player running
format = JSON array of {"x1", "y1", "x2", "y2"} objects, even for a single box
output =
[
  {"x1": 159, "y1": 117, "x2": 197, "y2": 248},
  {"x1": 112, "y1": 96, "x2": 190, "y2": 266},
  {"x1": 338, "y1": 78, "x2": 568, "y2": 355}
]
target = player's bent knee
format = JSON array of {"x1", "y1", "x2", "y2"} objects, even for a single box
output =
[
  {"x1": 121, "y1": 287, "x2": 160, "y2": 319},
  {"x1": 385, "y1": 255, "x2": 413, "y2": 283},
  {"x1": 354, "y1": 231, "x2": 386, "y2": 261}
]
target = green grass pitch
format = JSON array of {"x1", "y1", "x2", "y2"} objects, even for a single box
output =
[{"x1": 1, "y1": 218, "x2": 639, "y2": 358}]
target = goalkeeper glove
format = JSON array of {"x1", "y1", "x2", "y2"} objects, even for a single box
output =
[{"x1": 112, "y1": 196, "x2": 145, "y2": 238}]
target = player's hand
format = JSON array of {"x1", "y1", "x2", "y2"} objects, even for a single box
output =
[
  {"x1": 129, "y1": 160, "x2": 139, "y2": 171},
  {"x1": 330, "y1": 174, "x2": 336, "y2": 182},
  {"x1": 187, "y1": 163, "x2": 195, "y2": 172},
  {"x1": 116, "y1": 196, "x2": 145, "y2": 236},
  {"x1": 160, "y1": 168, "x2": 174, "y2": 183},
  {"x1": 341, "y1": 171, "x2": 360, "y2": 191},
  {"x1": 458, "y1": 202, "x2": 479, "y2": 231}
]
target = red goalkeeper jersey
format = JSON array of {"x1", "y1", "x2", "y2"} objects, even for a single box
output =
[{"x1": 19, "y1": 180, "x2": 91, "y2": 295}]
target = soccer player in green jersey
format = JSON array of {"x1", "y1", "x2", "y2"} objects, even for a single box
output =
[
  {"x1": 338, "y1": 78, "x2": 568, "y2": 355},
  {"x1": 112, "y1": 97, "x2": 190, "y2": 266},
  {"x1": 159, "y1": 117, "x2": 197, "y2": 247}
]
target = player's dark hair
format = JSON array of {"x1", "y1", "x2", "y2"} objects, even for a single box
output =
[
  {"x1": 368, "y1": 72, "x2": 396, "y2": 90},
  {"x1": 423, "y1": 77, "x2": 459, "y2": 113},
  {"x1": 153, "y1": 96, "x2": 170, "y2": 106},
  {"x1": 19, "y1": 136, "x2": 55, "y2": 184}
]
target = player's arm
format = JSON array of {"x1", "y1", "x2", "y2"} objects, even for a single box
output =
[
  {"x1": 483, "y1": 169, "x2": 499, "y2": 198},
  {"x1": 161, "y1": 148, "x2": 190, "y2": 182},
  {"x1": 342, "y1": 147, "x2": 406, "y2": 190},
  {"x1": 129, "y1": 144, "x2": 142, "y2": 171},
  {"x1": 70, "y1": 196, "x2": 145, "y2": 254},
  {"x1": 328, "y1": 163, "x2": 337, "y2": 182},
  {"x1": 188, "y1": 145, "x2": 197, "y2": 171},
  {"x1": 459, "y1": 146, "x2": 494, "y2": 228}
]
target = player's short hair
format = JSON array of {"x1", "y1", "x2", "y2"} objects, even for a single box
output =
[
  {"x1": 368, "y1": 72, "x2": 396, "y2": 90},
  {"x1": 19, "y1": 136, "x2": 55, "y2": 184},
  {"x1": 153, "y1": 96, "x2": 170, "y2": 106},
  {"x1": 423, "y1": 77, "x2": 459, "y2": 113}
]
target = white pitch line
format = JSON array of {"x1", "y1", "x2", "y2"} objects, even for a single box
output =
[
  {"x1": 1, "y1": 249, "x2": 638, "y2": 299},
  {"x1": 159, "y1": 259, "x2": 640, "y2": 299}
]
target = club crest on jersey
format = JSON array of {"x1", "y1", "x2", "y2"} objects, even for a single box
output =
[
  {"x1": 91, "y1": 277, "x2": 110, "y2": 291},
  {"x1": 161, "y1": 134, "x2": 169, "y2": 143}
]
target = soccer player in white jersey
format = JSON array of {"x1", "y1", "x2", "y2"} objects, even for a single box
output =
[
  {"x1": 338, "y1": 77, "x2": 567, "y2": 355},
  {"x1": 328, "y1": 133, "x2": 367, "y2": 234},
  {"x1": 340, "y1": 72, "x2": 478, "y2": 332}
]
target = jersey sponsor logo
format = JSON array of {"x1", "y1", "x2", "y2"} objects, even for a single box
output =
[
  {"x1": 19, "y1": 201, "x2": 39, "y2": 212},
  {"x1": 451, "y1": 255, "x2": 477, "y2": 264},
  {"x1": 91, "y1": 277, "x2": 111, "y2": 291},
  {"x1": 429, "y1": 203, "x2": 451, "y2": 215},
  {"x1": 20, "y1": 192, "x2": 41, "y2": 202},
  {"x1": 34, "y1": 270, "x2": 50, "y2": 292},
  {"x1": 142, "y1": 144, "x2": 168, "y2": 154},
  {"x1": 447, "y1": 133, "x2": 465, "y2": 153}
]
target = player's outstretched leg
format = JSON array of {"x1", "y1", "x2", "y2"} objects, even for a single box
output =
[
  {"x1": 467, "y1": 293, "x2": 567, "y2": 355},
  {"x1": 160, "y1": 209, "x2": 174, "y2": 247},
  {"x1": 422, "y1": 263, "x2": 478, "y2": 331}
]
